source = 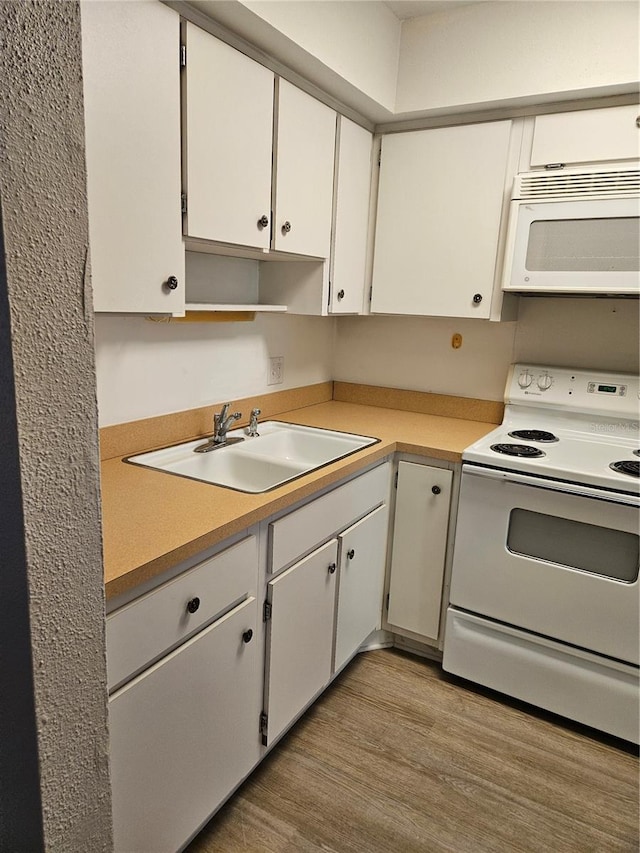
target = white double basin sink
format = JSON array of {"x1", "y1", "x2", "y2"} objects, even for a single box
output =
[{"x1": 126, "y1": 421, "x2": 379, "y2": 493}]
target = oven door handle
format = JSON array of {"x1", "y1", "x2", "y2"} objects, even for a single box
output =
[{"x1": 462, "y1": 464, "x2": 640, "y2": 508}]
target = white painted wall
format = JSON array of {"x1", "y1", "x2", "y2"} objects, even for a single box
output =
[
  {"x1": 192, "y1": 0, "x2": 636, "y2": 120},
  {"x1": 95, "y1": 297, "x2": 639, "y2": 424},
  {"x1": 94, "y1": 313, "x2": 335, "y2": 426},
  {"x1": 396, "y1": 1, "x2": 640, "y2": 115},
  {"x1": 240, "y1": 0, "x2": 401, "y2": 111},
  {"x1": 513, "y1": 297, "x2": 640, "y2": 374},
  {"x1": 333, "y1": 315, "x2": 518, "y2": 401},
  {"x1": 332, "y1": 298, "x2": 640, "y2": 402}
]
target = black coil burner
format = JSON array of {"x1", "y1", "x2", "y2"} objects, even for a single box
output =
[
  {"x1": 610, "y1": 460, "x2": 640, "y2": 478},
  {"x1": 491, "y1": 443, "x2": 545, "y2": 458},
  {"x1": 508, "y1": 429, "x2": 558, "y2": 443}
]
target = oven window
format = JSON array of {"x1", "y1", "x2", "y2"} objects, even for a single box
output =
[
  {"x1": 507, "y1": 509, "x2": 639, "y2": 582},
  {"x1": 525, "y1": 217, "x2": 640, "y2": 272}
]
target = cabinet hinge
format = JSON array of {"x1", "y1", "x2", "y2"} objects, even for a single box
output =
[
  {"x1": 263, "y1": 600, "x2": 272, "y2": 622},
  {"x1": 260, "y1": 711, "x2": 268, "y2": 744},
  {"x1": 378, "y1": 149, "x2": 381, "y2": 167},
  {"x1": 181, "y1": 193, "x2": 187, "y2": 214},
  {"x1": 394, "y1": 470, "x2": 398, "y2": 489},
  {"x1": 369, "y1": 286, "x2": 373, "y2": 303},
  {"x1": 386, "y1": 592, "x2": 390, "y2": 611},
  {"x1": 180, "y1": 44, "x2": 186, "y2": 68}
]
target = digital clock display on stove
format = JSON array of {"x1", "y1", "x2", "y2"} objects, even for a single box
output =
[{"x1": 587, "y1": 382, "x2": 626, "y2": 396}]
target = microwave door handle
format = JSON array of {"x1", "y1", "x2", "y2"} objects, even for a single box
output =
[{"x1": 462, "y1": 465, "x2": 640, "y2": 508}]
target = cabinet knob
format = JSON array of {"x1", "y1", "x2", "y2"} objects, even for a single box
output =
[
  {"x1": 257, "y1": 215, "x2": 269, "y2": 228},
  {"x1": 242, "y1": 629, "x2": 253, "y2": 644},
  {"x1": 337, "y1": 289, "x2": 345, "y2": 301},
  {"x1": 635, "y1": 115, "x2": 640, "y2": 128},
  {"x1": 472, "y1": 293, "x2": 483, "y2": 304},
  {"x1": 186, "y1": 597, "x2": 200, "y2": 614},
  {"x1": 432, "y1": 485, "x2": 441, "y2": 495},
  {"x1": 347, "y1": 548, "x2": 355, "y2": 560},
  {"x1": 165, "y1": 275, "x2": 179, "y2": 291},
  {"x1": 282, "y1": 221, "x2": 292, "y2": 234},
  {"x1": 328, "y1": 562, "x2": 337, "y2": 574}
]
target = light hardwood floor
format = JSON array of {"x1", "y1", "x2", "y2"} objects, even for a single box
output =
[{"x1": 186, "y1": 649, "x2": 639, "y2": 853}]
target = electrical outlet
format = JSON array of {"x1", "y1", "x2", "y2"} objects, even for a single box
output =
[{"x1": 268, "y1": 356, "x2": 284, "y2": 385}]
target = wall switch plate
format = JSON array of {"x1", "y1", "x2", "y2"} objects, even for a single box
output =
[{"x1": 268, "y1": 356, "x2": 284, "y2": 385}]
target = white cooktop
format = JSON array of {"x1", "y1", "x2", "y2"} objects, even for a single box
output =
[{"x1": 463, "y1": 364, "x2": 640, "y2": 493}]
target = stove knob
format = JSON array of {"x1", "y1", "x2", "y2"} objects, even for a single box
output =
[
  {"x1": 518, "y1": 370, "x2": 533, "y2": 389},
  {"x1": 537, "y1": 372, "x2": 553, "y2": 391}
]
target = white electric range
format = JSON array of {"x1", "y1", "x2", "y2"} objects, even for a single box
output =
[{"x1": 443, "y1": 364, "x2": 639, "y2": 743}]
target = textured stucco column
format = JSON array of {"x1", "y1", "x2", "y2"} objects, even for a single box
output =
[{"x1": 0, "y1": 2, "x2": 113, "y2": 851}]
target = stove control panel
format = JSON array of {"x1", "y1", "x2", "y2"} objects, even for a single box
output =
[{"x1": 507, "y1": 364, "x2": 639, "y2": 418}]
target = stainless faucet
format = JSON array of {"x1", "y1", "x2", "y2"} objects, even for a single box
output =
[
  {"x1": 194, "y1": 403, "x2": 242, "y2": 453},
  {"x1": 213, "y1": 403, "x2": 242, "y2": 444},
  {"x1": 245, "y1": 408, "x2": 261, "y2": 437}
]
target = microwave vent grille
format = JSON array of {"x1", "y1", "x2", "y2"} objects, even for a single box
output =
[{"x1": 515, "y1": 169, "x2": 640, "y2": 200}]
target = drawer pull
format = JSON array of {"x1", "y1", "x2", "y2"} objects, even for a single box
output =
[
  {"x1": 242, "y1": 629, "x2": 253, "y2": 644},
  {"x1": 328, "y1": 563, "x2": 337, "y2": 575},
  {"x1": 186, "y1": 597, "x2": 200, "y2": 614},
  {"x1": 347, "y1": 549, "x2": 355, "y2": 560}
]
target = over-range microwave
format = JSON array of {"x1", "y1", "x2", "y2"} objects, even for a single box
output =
[{"x1": 502, "y1": 166, "x2": 640, "y2": 295}]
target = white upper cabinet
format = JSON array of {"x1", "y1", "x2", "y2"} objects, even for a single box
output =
[
  {"x1": 81, "y1": 1, "x2": 184, "y2": 315},
  {"x1": 272, "y1": 79, "x2": 337, "y2": 258},
  {"x1": 371, "y1": 120, "x2": 515, "y2": 320},
  {"x1": 529, "y1": 104, "x2": 640, "y2": 169},
  {"x1": 329, "y1": 117, "x2": 373, "y2": 314},
  {"x1": 183, "y1": 23, "x2": 274, "y2": 250},
  {"x1": 182, "y1": 29, "x2": 336, "y2": 261}
]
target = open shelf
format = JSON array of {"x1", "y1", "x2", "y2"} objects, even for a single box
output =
[{"x1": 184, "y1": 303, "x2": 287, "y2": 312}]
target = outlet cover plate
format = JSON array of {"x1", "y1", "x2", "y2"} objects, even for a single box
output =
[{"x1": 268, "y1": 356, "x2": 284, "y2": 385}]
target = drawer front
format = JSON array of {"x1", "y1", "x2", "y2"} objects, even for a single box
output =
[
  {"x1": 107, "y1": 534, "x2": 257, "y2": 691},
  {"x1": 269, "y1": 462, "x2": 391, "y2": 575}
]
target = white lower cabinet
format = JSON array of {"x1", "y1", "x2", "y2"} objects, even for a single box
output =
[
  {"x1": 107, "y1": 462, "x2": 392, "y2": 851},
  {"x1": 386, "y1": 462, "x2": 453, "y2": 643},
  {"x1": 109, "y1": 596, "x2": 261, "y2": 853},
  {"x1": 334, "y1": 504, "x2": 389, "y2": 672},
  {"x1": 262, "y1": 539, "x2": 339, "y2": 747}
]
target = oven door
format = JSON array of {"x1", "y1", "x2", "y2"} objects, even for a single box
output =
[
  {"x1": 450, "y1": 465, "x2": 640, "y2": 664},
  {"x1": 502, "y1": 196, "x2": 640, "y2": 294}
]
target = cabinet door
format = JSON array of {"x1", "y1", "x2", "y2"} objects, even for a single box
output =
[
  {"x1": 273, "y1": 80, "x2": 337, "y2": 257},
  {"x1": 81, "y1": 1, "x2": 184, "y2": 314},
  {"x1": 371, "y1": 121, "x2": 512, "y2": 319},
  {"x1": 334, "y1": 504, "x2": 389, "y2": 673},
  {"x1": 183, "y1": 23, "x2": 274, "y2": 249},
  {"x1": 109, "y1": 597, "x2": 261, "y2": 853},
  {"x1": 263, "y1": 539, "x2": 338, "y2": 746},
  {"x1": 329, "y1": 117, "x2": 373, "y2": 314},
  {"x1": 530, "y1": 105, "x2": 640, "y2": 168},
  {"x1": 387, "y1": 463, "x2": 453, "y2": 642}
]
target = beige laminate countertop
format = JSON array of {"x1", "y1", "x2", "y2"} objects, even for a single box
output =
[{"x1": 101, "y1": 401, "x2": 497, "y2": 601}]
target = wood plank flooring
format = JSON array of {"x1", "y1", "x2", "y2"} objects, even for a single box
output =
[{"x1": 185, "y1": 649, "x2": 639, "y2": 853}]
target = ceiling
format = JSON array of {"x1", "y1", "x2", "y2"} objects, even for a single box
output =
[{"x1": 384, "y1": 1, "x2": 481, "y2": 19}]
